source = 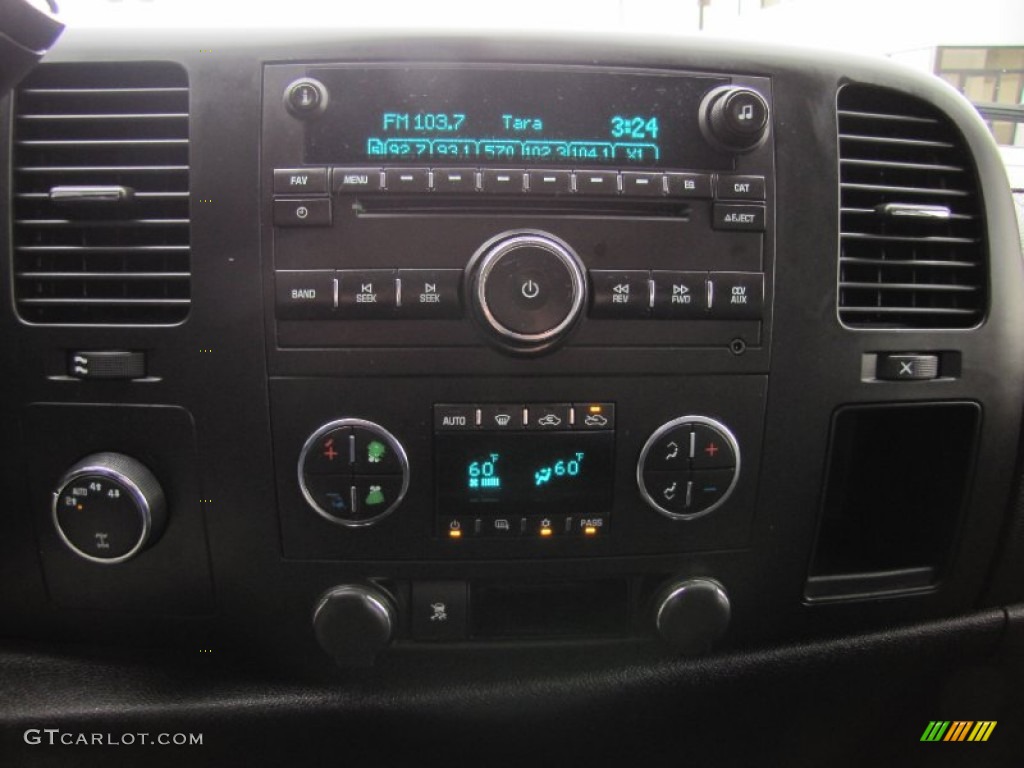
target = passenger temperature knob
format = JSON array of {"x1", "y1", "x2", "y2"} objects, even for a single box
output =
[{"x1": 52, "y1": 452, "x2": 167, "y2": 564}]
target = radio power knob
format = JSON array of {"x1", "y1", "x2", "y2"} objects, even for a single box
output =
[
  {"x1": 313, "y1": 584, "x2": 397, "y2": 667},
  {"x1": 654, "y1": 578, "x2": 731, "y2": 655},
  {"x1": 700, "y1": 86, "x2": 770, "y2": 153},
  {"x1": 52, "y1": 452, "x2": 167, "y2": 564},
  {"x1": 466, "y1": 230, "x2": 587, "y2": 354}
]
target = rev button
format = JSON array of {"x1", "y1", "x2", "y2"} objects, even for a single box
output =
[{"x1": 590, "y1": 270, "x2": 651, "y2": 319}]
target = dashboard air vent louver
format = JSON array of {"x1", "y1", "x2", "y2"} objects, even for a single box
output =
[
  {"x1": 12, "y1": 62, "x2": 190, "y2": 325},
  {"x1": 837, "y1": 84, "x2": 985, "y2": 328}
]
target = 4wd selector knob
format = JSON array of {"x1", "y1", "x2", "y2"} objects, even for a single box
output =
[
  {"x1": 700, "y1": 85, "x2": 770, "y2": 153},
  {"x1": 466, "y1": 231, "x2": 586, "y2": 354},
  {"x1": 52, "y1": 452, "x2": 167, "y2": 564}
]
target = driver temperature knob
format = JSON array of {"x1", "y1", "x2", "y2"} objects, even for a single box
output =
[
  {"x1": 654, "y1": 578, "x2": 731, "y2": 655},
  {"x1": 52, "y1": 452, "x2": 167, "y2": 564},
  {"x1": 313, "y1": 584, "x2": 397, "y2": 667},
  {"x1": 466, "y1": 230, "x2": 586, "y2": 354}
]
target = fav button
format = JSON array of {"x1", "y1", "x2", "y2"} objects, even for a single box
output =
[{"x1": 274, "y1": 168, "x2": 327, "y2": 194}]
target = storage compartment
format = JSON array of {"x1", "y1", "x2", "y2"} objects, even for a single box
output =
[
  {"x1": 806, "y1": 402, "x2": 980, "y2": 600},
  {"x1": 471, "y1": 579, "x2": 629, "y2": 638}
]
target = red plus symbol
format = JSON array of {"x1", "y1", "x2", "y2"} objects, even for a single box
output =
[
  {"x1": 704, "y1": 442, "x2": 719, "y2": 457},
  {"x1": 322, "y1": 438, "x2": 338, "y2": 462}
]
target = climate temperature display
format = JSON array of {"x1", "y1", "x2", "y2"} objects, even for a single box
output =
[{"x1": 436, "y1": 432, "x2": 613, "y2": 516}]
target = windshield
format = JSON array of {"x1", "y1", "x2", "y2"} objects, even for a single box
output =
[{"x1": 51, "y1": 0, "x2": 1024, "y2": 150}]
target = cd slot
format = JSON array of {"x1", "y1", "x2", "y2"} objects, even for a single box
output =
[{"x1": 354, "y1": 196, "x2": 691, "y2": 219}]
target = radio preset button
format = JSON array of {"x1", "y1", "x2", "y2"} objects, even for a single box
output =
[
  {"x1": 621, "y1": 172, "x2": 664, "y2": 197},
  {"x1": 527, "y1": 170, "x2": 572, "y2": 195},
  {"x1": 338, "y1": 270, "x2": 398, "y2": 316},
  {"x1": 590, "y1": 270, "x2": 652, "y2": 319},
  {"x1": 433, "y1": 168, "x2": 477, "y2": 192},
  {"x1": 274, "y1": 168, "x2": 327, "y2": 194},
  {"x1": 333, "y1": 167, "x2": 384, "y2": 193},
  {"x1": 482, "y1": 169, "x2": 526, "y2": 194},
  {"x1": 715, "y1": 174, "x2": 766, "y2": 201},
  {"x1": 708, "y1": 272, "x2": 764, "y2": 319},
  {"x1": 385, "y1": 168, "x2": 430, "y2": 192},
  {"x1": 273, "y1": 198, "x2": 332, "y2": 227},
  {"x1": 652, "y1": 271, "x2": 709, "y2": 318},
  {"x1": 574, "y1": 171, "x2": 619, "y2": 195},
  {"x1": 275, "y1": 270, "x2": 336, "y2": 319},
  {"x1": 396, "y1": 269, "x2": 462, "y2": 319},
  {"x1": 665, "y1": 172, "x2": 712, "y2": 198},
  {"x1": 712, "y1": 203, "x2": 766, "y2": 232}
]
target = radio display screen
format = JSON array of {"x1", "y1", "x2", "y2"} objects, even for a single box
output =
[
  {"x1": 434, "y1": 431, "x2": 614, "y2": 516},
  {"x1": 305, "y1": 66, "x2": 733, "y2": 169}
]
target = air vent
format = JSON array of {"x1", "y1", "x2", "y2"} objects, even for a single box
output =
[
  {"x1": 12, "y1": 62, "x2": 190, "y2": 325},
  {"x1": 838, "y1": 84, "x2": 985, "y2": 328}
]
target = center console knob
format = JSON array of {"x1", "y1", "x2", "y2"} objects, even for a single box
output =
[
  {"x1": 466, "y1": 230, "x2": 586, "y2": 354},
  {"x1": 654, "y1": 577, "x2": 731, "y2": 655},
  {"x1": 313, "y1": 584, "x2": 396, "y2": 667}
]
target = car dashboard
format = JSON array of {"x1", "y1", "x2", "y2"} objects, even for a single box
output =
[{"x1": 2, "y1": 24, "x2": 1024, "y2": 766}]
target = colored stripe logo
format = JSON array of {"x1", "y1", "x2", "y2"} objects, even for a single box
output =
[{"x1": 921, "y1": 721, "x2": 996, "y2": 742}]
